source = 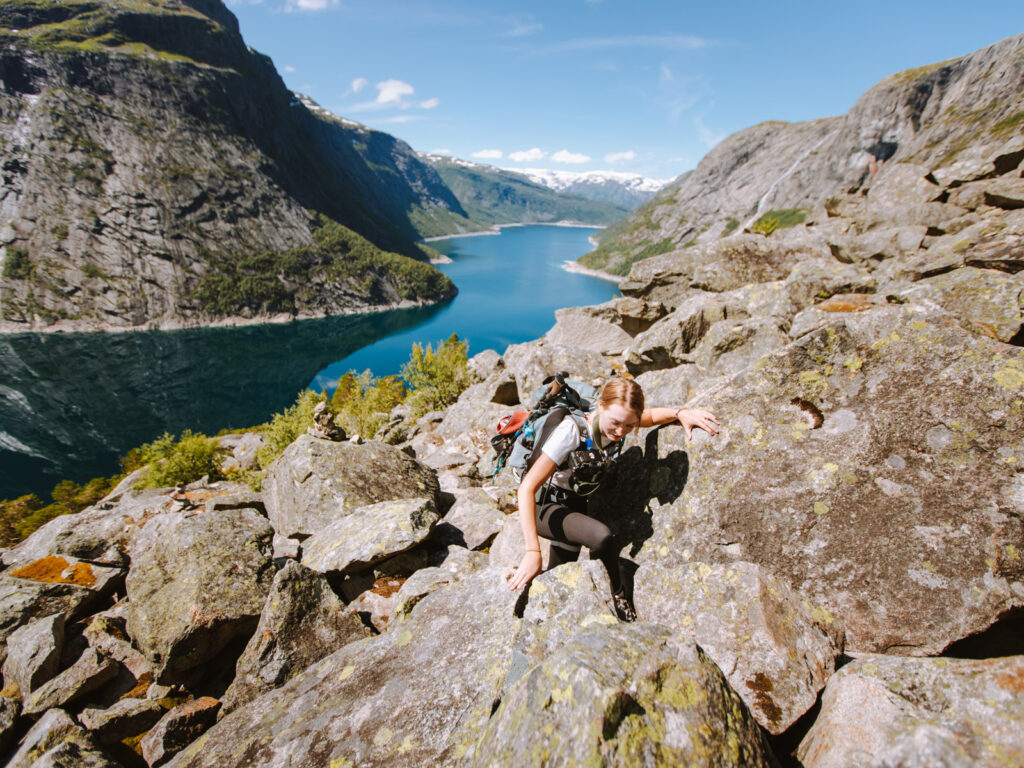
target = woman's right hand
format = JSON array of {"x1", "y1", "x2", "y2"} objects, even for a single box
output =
[{"x1": 508, "y1": 550, "x2": 542, "y2": 590}]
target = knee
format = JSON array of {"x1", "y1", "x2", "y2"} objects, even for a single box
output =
[{"x1": 588, "y1": 523, "x2": 615, "y2": 556}]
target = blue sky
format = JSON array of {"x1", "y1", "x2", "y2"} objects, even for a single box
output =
[{"x1": 227, "y1": 0, "x2": 1023, "y2": 180}]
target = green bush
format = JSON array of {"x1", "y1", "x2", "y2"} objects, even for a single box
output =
[
  {"x1": 402, "y1": 333, "x2": 471, "y2": 416},
  {"x1": 133, "y1": 430, "x2": 225, "y2": 489},
  {"x1": 255, "y1": 389, "x2": 326, "y2": 472},
  {"x1": 3, "y1": 248, "x2": 32, "y2": 280},
  {"x1": 0, "y1": 474, "x2": 121, "y2": 547},
  {"x1": 333, "y1": 372, "x2": 406, "y2": 438}
]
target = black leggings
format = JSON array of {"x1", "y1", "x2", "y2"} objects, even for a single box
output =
[{"x1": 536, "y1": 494, "x2": 622, "y2": 594}]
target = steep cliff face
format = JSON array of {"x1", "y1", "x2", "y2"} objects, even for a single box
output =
[
  {"x1": 585, "y1": 33, "x2": 1024, "y2": 275},
  {"x1": 0, "y1": 0, "x2": 458, "y2": 331}
]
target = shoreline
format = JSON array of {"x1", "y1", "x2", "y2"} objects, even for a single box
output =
[
  {"x1": 560, "y1": 261, "x2": 624, "y2": 284},
  {"x1": 422, "y1": 220, "x2": 604, "y2": 243},
  {"x1": 0, "y1": 293, "x2": 456, "y2": 337}
]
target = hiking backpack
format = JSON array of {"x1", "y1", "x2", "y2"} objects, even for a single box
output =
[{"x1": 490, "y1": 372, "x2": 599, "y2": 480}]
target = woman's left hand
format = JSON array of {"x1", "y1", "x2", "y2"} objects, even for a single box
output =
[{"x1": 676, "y1": 408, "x2": 720, "y2": 439}]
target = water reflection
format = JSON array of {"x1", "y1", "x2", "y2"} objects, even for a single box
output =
[{"x1": 0, "y1": 303, "x2": 445, "y2": 499}]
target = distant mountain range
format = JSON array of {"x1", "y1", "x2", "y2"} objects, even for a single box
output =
[{"x1": 518, "y1": 168, "x2": 669, "y2": 208}]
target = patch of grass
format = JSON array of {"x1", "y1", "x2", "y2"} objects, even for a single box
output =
[
  {"x1": 725, "y1": 218, "x2": 740, "y2": 233},
  {"x1": 3, "y1": 248, "x2": 32, "y2": 280},
  {"x1": 993, "y1": 110, "x2": 1024, "y2": 138},
  {"x1": 751, "y1": 208, "x2": 807, "y2": 236},
  {"x1": 82, "y1": 264, "x2": 103, "y2": 279}
]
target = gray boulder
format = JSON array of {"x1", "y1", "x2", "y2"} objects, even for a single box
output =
[
  {"x1": 475, "y1": 623, "x2": 777, "y2": 767},
  {"x1": 0, "y1": 577, "x2": 98, "y2": 666},
  {"x1": 83, "y1": 610, "x2": 153, "y2": 682},
  {"x1": 0, "y1": 693, "x2": 20, "y2": 754},
  {"x1": 78, "y1": 697, "x2": 165, "y2": 744},
  {"x1": 263, "y1": 434, "x2": 440, "y2": 538},
  {"x1": 690, "y1": 316, "x2": 790, "y2": 378},
  {"x1": 23, "y1": 648, "x2": 118, "y2": 716},
  {"x1": 389, "y1": 566, "x2": 457, "y2": 624},
  {"x1": 545, "y1": 302, "x2": 636, "y2": 354},
  {"x1": 2, "y1": 613, "x2": 65, "y2": 697},
  {"x1": 502, "y1": 340, "x2": 611, "y2": 404},
  {"x1": 0, "y1": 487, "x2": 170, "y2": 569},
  {"x1": 167, "y1": 568, "x2": 523, "y2": 768},
  {"x1": 141, "y1": 697, "x2": 222, "y2": 767},
  {"x1": 222, "y1": 561, "x2": 370, "y2": 713},
  {"x1": 635, "y1": 560, "x2": 844, "y2": 733},
  {"x1": 7, "y1": 708, "x2": 113, "y2": 768},
  {"x1": 124, "y1": 508, "x2": 275, "y2": 683},
  {"x1": 798, "y1": 655, "x2": 1024, "y2": 768},
  {"x1": 300, "y1": 497, "x2": 439, "y2": 575},
  {"x1": 609, "y1": 304, "x2": 1024, "y2": 655},
  {"x1": 898, "y1": 266, "x2": 1023, "y2": 341},
  {"x1": 624, "y1": 292, "x2": 727, "y2": 373},
  {"x1": 434, "y1": 488, "x2": 506, "y2": 550},
  {"x1": 489, "y1": 516, "x2": 554, "y2": 571}
]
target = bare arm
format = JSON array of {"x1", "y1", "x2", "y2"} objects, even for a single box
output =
[
  {"x1": 508, "y1": 453, "x2": 557, "y2": 590},
  {"x1": 640, "y1": 406, "x2": 720, "y2": 438}
]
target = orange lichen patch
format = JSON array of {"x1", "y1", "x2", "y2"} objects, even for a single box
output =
[
  {"x1": 996, "y1": 668, "x2": 1024, "y2": 693},
  {"x1": 371, "y1": 576, "x2": 408, "y2": 598},
  {"x1": 122, "y1": 732, "x2": 146, "y2": 756},
  {"x1": 10, "y1": 555, "x2": 97, "y2": 588},
  {"x1": 182, "y1": 488, "x2": 234, "y2": 504},
  {"x1": 816, "y1": 294, "x2": 877, "y2": 313},
  {"x1": 1, "y1": 682, "x2": 20, "y2": 699},
  {"x1": 120, "y1": 671, "x2": 154, "y2": 700}
]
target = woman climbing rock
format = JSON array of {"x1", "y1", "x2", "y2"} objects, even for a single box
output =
[{"x1": 506, "y1": 376, "x2": 719, "y2": 620}]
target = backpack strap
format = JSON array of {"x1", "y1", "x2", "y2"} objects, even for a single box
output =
[{"x1": 524, "y1": 406, "x2": 575, "y2": 474}]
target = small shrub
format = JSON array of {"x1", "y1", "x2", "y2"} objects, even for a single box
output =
[
  {"x1": 751, "y1": 215, "x2": 779, "y2": 236},
  {"x1": 3, "y1": 248, "x2": 32, "y2": 280},
  {"x1": 134, "y1": 430, "x2": 225, "y2": 489},
  {"x1": 255, "y1": 389, "x2": 326, "y2": 472},
  {"x1": 402, "y1": 333, "x2": 471, "y2": 416},
  {"x1": 751, "y1": 208, "x2": 807, "y2": 236},
  {"x1": 334, "y1": 372, "x2": 407, "y2": 438},
  {"x1": 0, "y1": 473, "x2": 121, "y2": 547}
]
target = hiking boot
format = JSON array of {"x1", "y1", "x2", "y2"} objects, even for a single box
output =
[{"x1": 613, "y1": 590, "x2": 636, "y2": 622}]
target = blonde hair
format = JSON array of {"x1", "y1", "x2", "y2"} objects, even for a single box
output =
[{"x1": 597, "y1": 378, "x2": 645, "y2": 425}]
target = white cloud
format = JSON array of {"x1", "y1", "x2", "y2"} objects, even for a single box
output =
[
  {"x1": 419, "y1": 98, "x2": 440, "y2": 109},
  {"x1": 284, "y1": 0, "x2": 337, "y2": 11},
  {"x1": 351, "y1": 77, "x2": 368, "y2": 93},
  {"x1": 605, "y1": 150, "x2": 636, "y2": 164},
  {"x1": 552, "y1": 149, "x2": 591, "y2": 164},
  {"x1": 431, "y1": 149, "x2": 453, "y2": 155},
  {"x1": 283, "y1": 65, "x2": 296, "y2": 73},
  {"x1": 472, "y1": 149, "x2": 503, "y2": 159},
  {"x1": 509, "y1": 147, "x2": 546, "y2": 163},
  {"x1": 505, "y1": 20, "x2": 543, "y2": 37},
  {"x1": 376, "y1": 79, "x2": 415, "y2": 106},
  {"x1": 377, "y1": 115, "x2": 423, "y2": 124}
]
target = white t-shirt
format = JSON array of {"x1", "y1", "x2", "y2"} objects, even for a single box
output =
[{"x1": 540, "y1": 415, "x2": 618, "y2": 490}]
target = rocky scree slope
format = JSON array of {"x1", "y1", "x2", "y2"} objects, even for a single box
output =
[
  {"x1": 1, "y1": 30, "x2": 1023, "y2": 768},
  {"x1": 585, "y1": 32, "x2": 1024, "y2": 276},
  {"x1": 0, "y1": 0, "x2": 459, "y2": 332}
]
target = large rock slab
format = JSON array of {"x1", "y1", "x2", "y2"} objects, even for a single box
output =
[
  {"x1": 624, "y1": 292, "x2": 727, "y2": 373},
  {"x1": 141, "y1": 697, "x2": 222, "y2": 767},
  {"x1": 262, "y1": 434, "x2": 440, "y2": 538},
  {"x1": 502, "y1": 340, "x2": 612, "y2": 405},
  {"x1": 7, "y1": 708, "x2": 114, "y2": 768},
  {"x1": 601, "y1": 303, "x2": 1024, "y2": 655},
  {"x1": 475, "y1": 623, "x2": 777, "y2": 767},
  {"x1": 300, "y1": 497, "x2": 439, "y2": 575},
  {"x1": 898, "y1": 266, "x2": 1023, "y2": 342},
  {"x1": 545, "y1": 302, "x2": 635, "y2": 354},
  {"x1": 433, "y1": 488, "x2": 506, "y2": 550},
  {"x1": 23, "y1": 648, "x2": 118, "y2": 716},
  {"x1": 0, "y1": 487, "x2": 170, "y2": 569},
  {"x1": 2, "y1": 612, "x2": 65, "y2": 696},
  {"x1": 635, "y1": 560, "x2": 843, "y2": 733},
  {"x1": 167, "y1": 568, "x2": 522, "y2": 768},
  {"x1": 798, "y1": 655, "x2": 1024, "y2": 768},
  {"x1": 221, "y1": 561, "x2": 370, "y2": 713},
  {"x1": 78, "y1": 697, "x2": 165, "y2": 744},
  {"x1": 690, "y1": 316, "x2": 790, "y2": 378},
  {"x1": 124, "y1": 508, "x2": 275, "y2": 683},
  {"x1": 0, "y1": 577, "x2": 97, "y2": 666}
]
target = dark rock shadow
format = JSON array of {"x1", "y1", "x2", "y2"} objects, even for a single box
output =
[{"x1": 587, "y1": 425, "x2": 690, "y2": 596}]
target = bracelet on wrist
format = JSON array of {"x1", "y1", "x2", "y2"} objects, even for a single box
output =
[
  {"x1": 525, "y1": 548, "x2": 541, "y2": 553},
  {"x1": 674, "y1": 408, "x2": 685, "y2": 423}
]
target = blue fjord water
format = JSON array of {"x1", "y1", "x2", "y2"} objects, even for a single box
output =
[{"x1": 0, "y1": 225, "x2": 617, "y2": 500}]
